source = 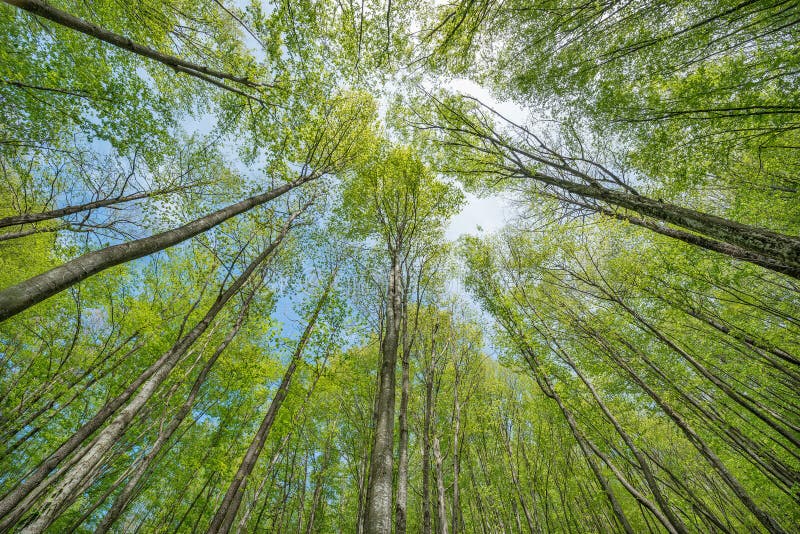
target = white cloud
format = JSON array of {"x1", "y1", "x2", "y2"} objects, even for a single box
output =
[
  {"x1": 437, "y1": 79, "x2": 524, "y2": 241},
  {"x1": 446, "y1": 78, "x2": 528, "y2": 124},
  {"x1": 446, "y1": 192, "x2": 512, "y2": 240}
]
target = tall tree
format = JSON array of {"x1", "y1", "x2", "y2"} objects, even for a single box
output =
[{"x1": 340, "y1": 146, "x2": 462, "y2": 533}]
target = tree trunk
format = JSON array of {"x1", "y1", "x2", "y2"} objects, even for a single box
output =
[
  {"x1": 525, "y1": 167, "x2": 800, "y2": 276},
  {"x1": 395, "y1": 298, "x2": 411, "y2": 534},
  {"x1": 237, "y1": 353, "x2": 328, "y2": 533},
  {"x1": 553, "y1": 343, "x2": 688, "y2": 534},
  {"x1": 507, "y1": 332, "x2": 636, "y2": 534},
  {"x1": 499, "y1": 418, "x2": 536, "y2": 534},
  {"x1": 433, "y1": 435, "x2": 449, "y2": 534},
  {"x1": 94, "y1": 288, "x2": 256, "y2": 533},
  {"x1": 6, "y1": 211, "x2": 300, "y2": 533},
  {"x1": 0, "y1": 184, "x2": 190, "y2": 231},
  {"x1": 614, "y1": 296, "x2": 800, "y2": 449},
  {"x1": 0, "y1": 175, "x2": 315, "y2": 322},
  {"x1": 0, "y1": 342, "x2": 170, "y2": 527},
  {"x1": 364, "y1": 257, "x2": 402, "y2": 534},
  {"x1": 305, "y1": 436, "x2": 333, "y2": 534},
  {"x1": 422, "y1": 342, "x2": 435, "y2": 534},
  {"x1": 598, "y1": 335, "x2": 789, "y2": 534},
  {"x1": 207, "y1": 268, "x2": 336, "y2": 534},
  {"x1": 561, "y1": 195, "x2": 800, "y2": 278},
  {"x1": 2, "y1": 0, "x2": 263, "y2": 89},
  {"x1": 451, "y1": 363, "x2": 462, "y2": 534}
]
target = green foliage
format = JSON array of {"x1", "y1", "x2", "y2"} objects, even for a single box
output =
[{"x1": 0, "y1": 0, "x2": 798, "y2": 532}]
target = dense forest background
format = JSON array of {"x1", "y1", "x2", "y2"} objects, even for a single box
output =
[{"x1": 0, "y1": 0, "x2": 798, "y2": 532}]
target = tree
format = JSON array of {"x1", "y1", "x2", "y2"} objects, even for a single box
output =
[
  {"x1": 1, "y1": 0, "x2": 798, "y2": 531},
  {"x1": 339, "y1": 145, "x2": 462, "y2": 534}
]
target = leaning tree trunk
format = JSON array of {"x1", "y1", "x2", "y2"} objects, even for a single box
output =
[
  {"x1": 236, "y1": 355, "x2": 329, "y2": 533},
  {"x1": 493, "y1": 305, "x2": 636, "y2": 534},
  {"x1": 207, "y1": 268, "x2": 337, "y2": 534},
  {"x1": 93, "y1": 286, "x2": 258, "y2": 533},
  {"x1": 560, "y1": 195, "x2": 800, "y2": 278},
  {"x1": 434, "y1": 101, "x2": 800, "y2": 275},
  {"x1": 0, "y1": 184, "x2": 189, "y2": 232},
  {"x1": 6, "y1": 210, "x2": 301, "y2": 533},
  {"x1": 0, "y1": 340, "x2": 175, "y2": 527},
  {"x1": 528, "y1": 351, "x2": 636, "y2": 534},
  {"x1": 588, "y1": 328, "x2": 789, "y2": 534},
  {"x1": 364, "y1": 257, "x2": 402, "y2": 534},
  {"x1": 524, "y1": 168, "x2": 800, "y2": 277},
  {"x1": 0, "y1": 174, "x2": 316, "y2": 322},
  {"x1": 2, "y1": 0, "x2": 263, "y2": 91},
  {"x1": 551, "y1": 342, "x2": 688, "y2": 534}
]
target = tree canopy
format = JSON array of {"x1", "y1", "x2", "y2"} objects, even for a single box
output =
[{"x1": 0, "y1": 0, "x2": 798, "y2": 533}]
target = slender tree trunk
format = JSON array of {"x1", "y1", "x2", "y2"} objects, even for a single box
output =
[
  {"x1": 499, "y1": 419, "x2": 536, "y2": 534},
  {"x1": 65, "y1": 463, "x2": 136, "y2": 532},
  {"x1": 0, "y1": 342, "x2": 172, "y2": 526},
  {"x1": 451, "y1": 364, "x2": 462, "y2": 534},
  {"x1": 305, "y1": 436, "x2": 333, "y2": 534},
  {"x1": 0, "y1": 184, "x2": 190, "y2": 230},
  {"x1": 278, "y1": 447, "x2": 302, "y2": 534},
  {"x1": 422, "y1": 343, "x2": 435, "y2": 534},
  {"x1": 94, "y1": 288, "x2": 257, "y2": 533},
  {"x1": 552, "y1": 343, "x2": 688, "y2": 534},
  {"x1": 656, "y1": 295, "x2": 799, "y2": 368},
  {"x1": 2, "y1": 0, "x2": 264, "y2": 89},
  {"x1": 237, "y1": 353, "x2": 328, "y2": 533},
  {"x1": 364, "y1": 257, "x2": 402, "y2": 534},
  {"x1": 6, "y1": 211, "x2": 300, "y2": 533},
  {"x1": 207, "y1": 268, "x2": 336, "y2": 533},
  {"x1": 395, "y1": 300, "x2": 411, "y2": 534},
  {"x1": 0, "y1": 338, "x2": 143, "y2": 456},
  {"x1": 582, "y1": 323, "x2": 789, "y2": 534},
  {"x1": 433, "y1": 435, "x2": 449, "y2": 534},
  {"x1": 0, "y1": 175, "x2": 315, "y2": 322},
  {"x1": 510, "y1": 337, "x2": 636, "y2": 534},
  {"x1": 614, "y1": 296, "x2": 800, "y2": 449}
]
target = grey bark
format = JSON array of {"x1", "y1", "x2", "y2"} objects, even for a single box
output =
[
  {"x1": 422, "y1": 328, "x2": 436, "y2": 534},
  {"x1": 364, "y1": 258, "x2": 402, "y2": 534},
  {"x1": 605, "y1": 339, "x2": 789, "y2": 534},
  {"x1": 451, "y1": 362, "x2": 462, "y2": 534},
  {"x1": 2, "y1": 0, "x2": 265, "y2": 89},
  {"x1": 206, "y1": 268, "x2": 337, "y2": 534},
  {"x1": 93, "y1": 287, "x2": 257, "y2": 533},
  {"x1": 499, "y1": 418, "x2": 536, "y2": 534},
  {"x1": 9, "y1": 210, "x2": 301, "y2": 533},
  {"x1": 0, "y1": 343, "x2": 167, "y2": 528},
  {"x1": 563, "y1": 196, "x2": 800, "y2": 279},
  {"x1": 433, "y1": 435, "x2": 449, "y2": 534},
  {"x1": 0, "y1": 175, "x2": 315, "y2": 322},
  {"x1": 394, "y1": 297, "x2": 411, "y2": 534},
  {"x1": 552, "y1": 344, "x2": 688, "y2": 534},
  {"x1": 532, "y1": 358, "x2": 635, "y2": 534}
]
